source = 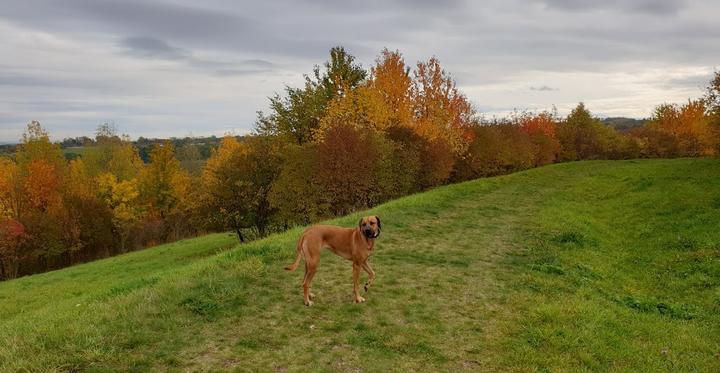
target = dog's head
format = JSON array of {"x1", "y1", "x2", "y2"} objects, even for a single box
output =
[{"x1": 359, "y1": 216, "x2": 381, "y2": 239}]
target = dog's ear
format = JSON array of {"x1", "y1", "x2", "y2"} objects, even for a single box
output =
[
  {"x1": 375, "y1": 216, "x2": 381, "y2": 230},
  {"x1": 358, "y1": 217, "x2": 364, "y2": 227}
]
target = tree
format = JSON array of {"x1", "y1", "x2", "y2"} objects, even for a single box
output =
[
  {"x1": 370, "y1": 49, "x2": 414, "y2": 127},
  {"x1": 269, "y1": 144, "x2": 326, "y2": 226},
  {"x1": 557, "y1": 103, "x2": 624, "y2": 161},
  {"x1": 517, "y1": 111, "x2": 561, "y2": 166},
  {"x1": 320, "y1": 46, "x2": 367, "y2": 98},
  {"x1": 256, "y1": 46, "x2": 367, "y2": 144},
  {"x1": 14, "y1": 121, "x2": 74, "y2": 270},
  {"x1": 705, "y1": 71, "x2": 720, "y2": 120},
  {"x1": 412, "y1": 57, "x2": 475, "y2": 155},
  {"x1": 315, "y1": 122, "x2": 387, "y2": 215},
  {"x1": 82, "y1": 123, "x2": 142, "y2": 181},
  {"x1": 97, "y1": 173, "x2": 142, "y2": 252},
  {"x1": 176, "y1": 143, "x2": 204, "y2": 175},
  {"x1": 639, "y1": 100, "x2": 716, "y2": 157},
  {"x1": 455, "y1": 123, "x2": 535, "y2": 179},
  {"x1": 0, "y1": 158, "x2": 21, "y2": 219},
  {"x1": 0, "y1": 218, "x2": 29, "y2": 280},
  {"x1": 139, "y1": 141, "x2": 184, "y2": 219},
  {"x1": 200, "y1": 136, "x2": 281, "y2": 240}
]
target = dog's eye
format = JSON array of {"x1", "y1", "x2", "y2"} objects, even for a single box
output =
[{"x1": 370, "y1": 222, "x2": 375, "y2": 225}]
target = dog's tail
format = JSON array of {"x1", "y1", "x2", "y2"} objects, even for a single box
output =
[{"x1": 284, "y1": 235, "x2": 304, "y2": 271}]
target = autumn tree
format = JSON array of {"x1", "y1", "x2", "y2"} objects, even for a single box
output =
[
  {"x1": 410, "y1": 57, "x2": 475, "y2": 186},
  {"x1": 0, "y1": 218, "x2": 29, "y2": 279},
  {"x1": 200, "y1": 136, "x2": 281, "y2": 240},
  {"x1": 517, "y1": 111, "x2": 561, "y2": 166},
  {"x1": 97, "y1": 173, "x2": 142, "y2": 252},
  {"x1": 65, "y1": 159, "x2": 115, "y2": 259},
  {"x1": 637, "y1": 100, "x2": 716, "y2": 157},
  {"x1": 15, "y1": 121, "x2": 78, "y2": 270},
  {"x1": 412, "y1": 57, "x2": 474, "y2": 155},
  {"x1": 139, "y1": 142, "x2": 184, "y2": 218},
  {"x1": 370, "y1": 49, "x2": 414, "y2": 127},
  {"x1": 315, "y1": 122, "x2": 387, "y2": 215},
  {"x1": 0, "y1": 158, "x2": 21, "y2": 220},
  {"x1": 454, "y1": 122, "x2": 535, "y2": 179}
]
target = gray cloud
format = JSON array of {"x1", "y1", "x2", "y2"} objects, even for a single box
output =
[
  {"x1": 538, "y1": 0, "x2": 686, "y2": 15},
  {"x1": 120, "y1": 36, "x2": 189, "y2": 60},
  {"x1": 530, "y1": 85, "x2": 558, "y2": 91}
]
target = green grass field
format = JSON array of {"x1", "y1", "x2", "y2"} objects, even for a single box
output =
[{"x1": 1, "y1": 159, "x2": 719, "y2": 371}]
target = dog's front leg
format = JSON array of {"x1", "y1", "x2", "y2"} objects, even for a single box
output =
[
  {"x1": 362, "y1": 261, "x2": 376, "y2": 292},
  {"x1": 352, "y1": 263, "x2": 366, "y2": 303}
]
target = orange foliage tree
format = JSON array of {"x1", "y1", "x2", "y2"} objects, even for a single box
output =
[
  {"x1": 0, "y1": 218, "x2": 29, "y2": 279},
  {"x1": 517, "y1": 111, "x2": 561, "y2": 166}
]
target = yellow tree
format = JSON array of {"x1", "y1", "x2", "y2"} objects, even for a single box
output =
[
  {"x1": 412, "y1": 57, "x2": 475, "y2": 155},
  {"x1": 0, "y1": 158, "x2": 21, "y2": 219},
  {"x1": 139, "y1": 141, "x2": 184, "y2": 219},
  {"x1": 97, "y1": 173, "x2": 142, "y2": 252},
  {"x1": 0, "y1": 158, "x2": 27, "y2": 279},
  {"x1": 370, "y1": 48, "x2": 414, "y2": 127}
]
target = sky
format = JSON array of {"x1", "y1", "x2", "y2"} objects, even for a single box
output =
[{"x1": 0, "y1": 0, "x2": 718, "y2": 143}]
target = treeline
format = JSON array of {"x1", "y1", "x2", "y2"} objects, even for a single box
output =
[{"x1": 1, "y1": 47, "x2": 719, "y2": 280}]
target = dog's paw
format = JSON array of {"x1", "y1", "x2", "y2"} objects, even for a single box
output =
[
  {"x1": 354, "y1": 296, "x2": 366, "y2": 304},
  {"x1": 304, "y1": 299, "x2": 314, "y2": 307}
]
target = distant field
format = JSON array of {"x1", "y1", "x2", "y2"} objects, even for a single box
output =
[{"x1": 0, "y1": 159, "x2": 718, "y2": 371}]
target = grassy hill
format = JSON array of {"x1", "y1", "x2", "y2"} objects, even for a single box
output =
[{"x1": 1, "y1": 158, "x2": 719, "y2": 371}]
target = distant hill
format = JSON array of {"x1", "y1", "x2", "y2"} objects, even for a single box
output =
[{"x1": 601, "y1": 117, "x2": 648, "y2": 132}]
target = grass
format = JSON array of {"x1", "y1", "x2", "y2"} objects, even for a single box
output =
[{"x1": 0, "y1": 158, "x2": 719, "y2": 371}]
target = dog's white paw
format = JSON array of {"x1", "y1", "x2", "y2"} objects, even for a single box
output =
[
  {"x1": 304, "y1": 299, "x2": 314, "y2": 306},
  {"x1": 354, "y1": 296, "x2": 366, "y2": 304}
]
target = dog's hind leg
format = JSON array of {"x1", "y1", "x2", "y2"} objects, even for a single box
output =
[
  {"x1": 302, "y1": 243, "x2": 319, "y2": 306},
  {"x1": 302, "y1": 262, "x2": 317, "y2": 306}
]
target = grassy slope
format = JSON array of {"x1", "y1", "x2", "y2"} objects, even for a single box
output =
[{"x1": 0, "y1": 159, "x2": 718, "y2": 371}]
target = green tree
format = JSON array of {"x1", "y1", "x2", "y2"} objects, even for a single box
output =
[
  {"x1": 557, "y1": 103, "x2": 623, "y2": 161},
  {"x1": 82, "y1": 123, "x2": 142, "y2": 181},
  {"x1": 256, "y1": 46, "x2": 367, "y2": 144}
]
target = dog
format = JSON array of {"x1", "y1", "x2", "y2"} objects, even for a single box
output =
[{"x1": 285, "y1": 216, "x2": 381, "y2": 306}]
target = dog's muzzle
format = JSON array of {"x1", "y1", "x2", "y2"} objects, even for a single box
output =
[{"x1": 363, "y1": 229, "x2": 379, "y2": 239}]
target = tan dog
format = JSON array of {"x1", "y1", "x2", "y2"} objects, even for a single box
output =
[{"x1": 285, "y1": 216, "x2": 381, "y2": 306}]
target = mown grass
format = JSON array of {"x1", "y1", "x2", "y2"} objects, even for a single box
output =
[{"x1": 1, "y1": 158, "x2": 718, "y2": 371}]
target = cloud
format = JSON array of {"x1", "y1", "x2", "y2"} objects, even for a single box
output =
[
  {"x1": 120, "y1": 36, "x2": 189, "y2": 60},
  {"x1": 118, "y1": 36, "x2": 278, "y2": 76},
  {"x1": 538, "y1": 0, "x2": 686, "y2": 15},
  {"x1": 529, "y1": 85, "x2": 558, "y2": 91}
]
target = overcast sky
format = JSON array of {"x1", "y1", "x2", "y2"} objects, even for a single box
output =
[{"x1": 1, "y1": 0, "x2": 718, "y2": 142}]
